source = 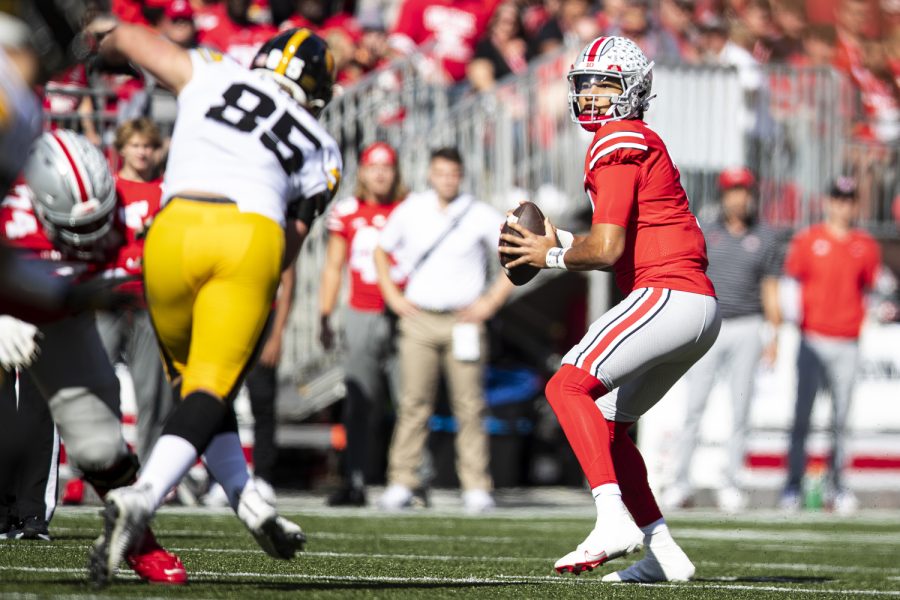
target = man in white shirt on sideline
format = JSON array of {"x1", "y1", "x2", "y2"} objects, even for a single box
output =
[{"x1": 373, "y1": 147, "x2": 513, "y2": 513}]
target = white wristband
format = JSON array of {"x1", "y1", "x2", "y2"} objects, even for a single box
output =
[
  {"x1": 556, "y1": 228, "x2": 575, "y2": 249},
  {"x1": 546, "y1": 247, "x2": 569, "y2": 270}
]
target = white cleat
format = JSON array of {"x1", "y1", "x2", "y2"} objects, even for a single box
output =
[
  {"x1": 378, "y1": 484, "x2": 414, "y2": 511},
  {"x1": 237, "y1": 486, "x2": 305, "y2": 559},
  {"x1": 462, "y1": 489, "x2": 495, "y2": 514},
  {"x1": 554, "y1": 520, "x2": 644, "y2": 575},
  {"x1": 88, "y1": 485, "x2": 154, "y2": 587},
  {"x1": 659, "y1": 485, "x2": 692, "y2": 511},
  {"x1": 601, "y1": 541, "x2": 695, "y2": 583}
]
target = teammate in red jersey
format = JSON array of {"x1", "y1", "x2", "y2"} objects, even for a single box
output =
[
  {"x1": 0, "y1": 130, "x2": 187, "y2": 584},
  {"x1": 500, "y1": 36, "x2": 720, "y2": 582},
  {"x1": 198, "y1": 0, "x2": 277, "y2": 67}
]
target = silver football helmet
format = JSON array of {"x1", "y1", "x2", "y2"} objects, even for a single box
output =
[
  {"x1": 24, "y1": 130, "x2": 117, "y2": 258},
  {"x1": 567, "y1": 36, "x2": 655, "y2": 130}
]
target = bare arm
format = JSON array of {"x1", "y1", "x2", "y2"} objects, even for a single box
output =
[
  {"x1": 374, "y1": 246, "x2": 418, "y2": 317},
  {"x1": 466, "y1": 58, "x2": 496, "y2": 93},
  {"x1": 98, "y1": 22, "x2": 193, "y2": 95},
  {"x1": 760, "y1": 275, "x2": 781, "y2": 365},
  {"x1": 282, "y1": 220, "x2": 308, "y2": 272},
  {"x1": 258, "y1": 267, "x2": 295, "y2": 367},
  {"x1": 500, "y1": 219, "x2": 625, "y2": 271},
  {"x1": 318, "y1": 234, "x2": 347, "y2": 349}
]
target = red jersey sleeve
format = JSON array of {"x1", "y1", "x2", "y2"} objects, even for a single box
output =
[
  {"x1": 390, "y1": 0, "x2": 425, "y2": 48},
  {"x1": 862, "y1": 235, "x2": 881, "y2": 289},
  {"x1": 587, "y1": 163, "x2": 639, "y2": 227}
]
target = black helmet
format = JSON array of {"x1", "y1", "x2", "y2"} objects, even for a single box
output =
[{"x1": 252, "y1": 28, "x2": 335, "y2": 116}]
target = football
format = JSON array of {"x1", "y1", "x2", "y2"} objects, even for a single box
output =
[{"x1": 499, "y1": 201, "x2": 546, "y2": 286}]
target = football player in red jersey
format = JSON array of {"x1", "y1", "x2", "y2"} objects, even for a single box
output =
[
  {"x1": 500, "y1": 36, "x2": 720, "y2": 582},
  {"x1": 319, "y1": 141, "x2": 408, "y2": 506},
  {"x1": 0, "y1": 130, "x2": 187, "y2": 584}
]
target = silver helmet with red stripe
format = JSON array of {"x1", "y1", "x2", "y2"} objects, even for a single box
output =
[
  {"x1": 567, "y1": 36, "x2": 655, "y2": 131},
  {"x1": 23, "y1": 130, "x2": 116, "y2": 258}
]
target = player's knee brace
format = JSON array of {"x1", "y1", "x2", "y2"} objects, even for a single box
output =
[
  {"x1": 82, "y1": 452, "x2": 140, "y2": 499},
  {"x1": 47, "y1": 386, "x2": 126, "y2": 472},
  {"x1": 162, "y1": 391, "x2": 229, "y2": 454}
]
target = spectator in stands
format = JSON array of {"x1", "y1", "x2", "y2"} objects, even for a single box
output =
[
  {"x1": 468, "y1": 1, "x2": 530, "y2": 93},
  {"x1": 660, "y1": 0, "x2": 701, "y2": 63},
  {"x1": 160, "y1": 0, "x2": 199, "y2": 49},
  {"x1": 607, "y1": 0, "x2": 682, "y2": 64},
  {"x1": 662, "y1": 167, "x2": 783, "y2": 513},
  {"x1": 199, "y1": 0, "x2": 277, "y2": 67},
  {"x1": 319, "y1": 142, "x2": 408, "y2": 506},
  {"x1": 388, "y1": 0, "x2": 504, "y2": 85},
  {"x1": 769, "y1": 0, "x2": 807, "y2": 63},
  {"x1": 530, "y1": 0, "x2": 593, "y2": 56},
  {"x1": 374, "y1": 147, "x2": 513, "y2": 513},
  {"x1": 794, "y1": 24, "x2": 838, "y2": 68},
  {"x1": 779, "y1": 176, "x2": 881, "y2": 515},
  {"x1": 338, "y1": 13, "x2": 392, "y2": 85}
]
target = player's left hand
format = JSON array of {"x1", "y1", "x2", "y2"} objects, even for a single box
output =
[
  {"x1": 499, "y1": 218, "x2": 558, "y2": 269},
  {"x1": 258, "y1": 332, "x2": 283, "y2": 368},
  {"x1": 0, "y1": 315, "x2": 40, "y2": 370}
]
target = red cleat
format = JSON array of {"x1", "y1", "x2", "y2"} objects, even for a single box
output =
[
  {"x1": 62, "y1": 478, "x2": 84, "y2": 506},
  {"x1": 125, "y1": 528, "x2": 188, "y2": 585}
]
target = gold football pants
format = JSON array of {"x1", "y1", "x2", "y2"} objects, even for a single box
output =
[{"x1": 143, "y1": 197, "x2": 284, "y2": 399}]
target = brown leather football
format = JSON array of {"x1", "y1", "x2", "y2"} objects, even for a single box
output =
[{"x1": 499, "y1": 201, "x2": 545, "y2": 286}]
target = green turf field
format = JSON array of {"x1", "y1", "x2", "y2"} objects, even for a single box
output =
[{"x1": 1, "y1": 506, "x2": 899, "y2": 599}]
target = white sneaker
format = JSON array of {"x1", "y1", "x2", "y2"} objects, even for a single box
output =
[
  {"x1": 554, "y1": 518, "x2": 644, "y2": 575},
  {"x1": 88, "y1": 484, "x2": 154, "y2": 587},
  {"x1": 831, "y1": 490, "x2": 859, "y2": 515},
  {"x1": 462, "y1": 489, "x2": 495, "y2": 514},
  {"x1": 202, "y1": 482, "x2": 229, "y2": 508},
  {"x1": 716, "y1": 487, "x2": 748, "y2": 514},
  {"x1": 659, "y1": 485, "x2": 692, "y2": 511},
  {"x1": 602, "y1": 541, "x2": 695, "y2": 583},
  {"x1": 378, "y1": 484, "x2": 414, "y2": 511},
  {"x1": 237, "y1": 485, "x2": 305, "y2": 559},
  {"x1": 778, "y1": 490, "x2": 802, "y2": 512}
]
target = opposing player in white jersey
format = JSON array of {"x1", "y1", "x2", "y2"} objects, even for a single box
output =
[{"x1": 87, "y1": 23, "x2": 342, "y2": 586}]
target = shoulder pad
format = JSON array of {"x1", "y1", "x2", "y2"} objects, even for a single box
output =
[{"x1": 587, "y1": 123, "x2": 649, "y2": 170}]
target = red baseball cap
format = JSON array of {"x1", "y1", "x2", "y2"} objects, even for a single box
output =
[
  {"x1": 165, "y1": 0, "x2": 194, "y2": 20},
  {"x1": 718, "y1": 166, "x2": 755, "y2": 190},
  {"x1": 360, "y1": 142, "x2": 397, "y2": 166}
]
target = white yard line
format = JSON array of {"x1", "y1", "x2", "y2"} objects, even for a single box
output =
[{"x1": 1, "y1": 564, "x2": 899, "y2": 596}]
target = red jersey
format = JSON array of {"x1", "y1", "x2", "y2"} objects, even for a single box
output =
[
  {"x1": 326, "y1": 196, "x2": 404, "y2": 312},
  {"x1": 584, "y1": 119, "x2": 715, "y2": 297},
  {"x1": 785, "y1": 223, "x2": 881, "y2": 339},
  {"x1": 388, "y1": 0, "x2": 502, "y2": 82},
  {"x1": 199, "y1": 18, "x2": 278, "y2": 67},
  {"x1": 110, "y1": 177, "x2": 163, "y2": 298}
]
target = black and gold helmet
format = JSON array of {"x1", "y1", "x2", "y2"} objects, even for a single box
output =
[{"x1": 252, "y1": 28, "x2": 335, "y2": 116}]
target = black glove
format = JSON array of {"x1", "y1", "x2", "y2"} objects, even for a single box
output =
[{"x1": 63, "y1": 275, "x2": 142, "y2": 313}]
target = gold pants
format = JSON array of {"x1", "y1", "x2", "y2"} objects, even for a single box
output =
[{"x1": 143, "y1": 198, "x2": 284, "y2": 399}]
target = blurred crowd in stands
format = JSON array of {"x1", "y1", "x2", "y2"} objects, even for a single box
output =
[{"x1": 42, "y1": 0, "x2": 900, "y2": 147}]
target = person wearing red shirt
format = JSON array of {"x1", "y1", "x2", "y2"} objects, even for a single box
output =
[
  {"x1": 779, "y1": 176, "x2": 881, "y2": 515},
  {"x1": 388, "y1": 0, "x2": 504, "y2": 84},
  {"x1": 500, "y1": 36, "x2": 719, "y2": 583},
  {"x1": 199, "y1": 0, "x2": 277, "y2": 66},
  {"x1": 96, "y1": 118, "x2": 175, "y2": 470},
  {"x1": 319, "y1": 142, "x2": 407, "y2": 506}
]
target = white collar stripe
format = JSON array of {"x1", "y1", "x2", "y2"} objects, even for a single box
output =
[
  {"x1": 590, "y1": 131, "x2": 646, "y2": 156},
  {"x1": 589, "y1": 142, "x2": 649, "y2": 169}
]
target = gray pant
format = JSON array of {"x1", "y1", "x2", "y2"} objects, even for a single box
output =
[
  {"x1": 342, "y1": 308, "x2": 399, "y2": 486},
  {"x1": 96, "y1": 309, "x2": 175, "y2": 464},
  {"x1": 786, "y1": 333, "x2": 859, "y2": 492},
  {"x1": 673, "y1": 314, "x2": 764, "y2": 490}
]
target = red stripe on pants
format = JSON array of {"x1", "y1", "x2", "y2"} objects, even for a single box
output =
[{"x1": 581, "y1": 288, "x2": 663, "y2": 371}]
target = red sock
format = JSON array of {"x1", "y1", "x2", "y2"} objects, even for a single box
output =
[
  {"x1": 545, "y1": 364, "x2": 615, "y2": 488},
  {"x1": 609, "y1": 421, "x2": 663, "y2": 527}
]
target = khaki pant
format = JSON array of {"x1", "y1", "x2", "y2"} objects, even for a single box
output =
[{"x1": 387, "y1": 311, "x2": 493, "y2": 492}]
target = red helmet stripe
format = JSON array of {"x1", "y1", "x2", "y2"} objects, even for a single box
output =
[
  {"x1": 50, "y1": 132, "x2": 89, "y2": 203},
  {"x1": 586, "y1": 36, "x2": 607, "y2": 61}
]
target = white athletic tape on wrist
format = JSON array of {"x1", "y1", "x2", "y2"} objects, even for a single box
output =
[
  {"x1": 556, "y1": 229, "x2": 575, "y2": 249},
  {"x1": 546, "y1": 247, "x2": 568, "y2": 270}
]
